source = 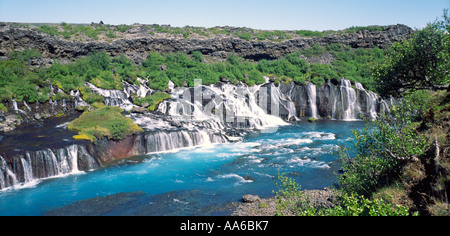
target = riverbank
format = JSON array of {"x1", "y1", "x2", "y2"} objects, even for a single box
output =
[{"x1": 232, "y1": 189, "x2": 337, "y2": 216}]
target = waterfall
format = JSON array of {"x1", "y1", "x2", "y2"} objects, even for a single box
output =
[
  {"x1": 306, "y1": 82, "x2": 318, "y2": 119},
  {"x1": 145, "y1": 129, "x2": 226, "y2": 154},
  {"x1": 11, "y1": 99, "x2": 27, "y2": 115},
  {"x1": 70, "y1": 90, "x2": 90, "y2": 107},
  {"x1": 268, "y1": 83, "x2": 298, "y2": 121},
  {"x1": 21, "y1": 153, "x2": 34, "y2": 183},
  {"x1": 160, "y1": 83, "x2": 287, "y2": 130},
  {"x1": 87, "y1": 82, "x2": 134, "y2": 111},
  {"x1": 0, "y1": 145, "x2": 98, "y2": 190},
  {"x1": 339, "y1": 79, "x2": 358, "y2": 120},
  {"x1": 0, "y1": 155, "x2": 18, "y2": 189}
]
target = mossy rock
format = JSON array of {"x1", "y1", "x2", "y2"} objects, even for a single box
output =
[
  {"x1": 68, "y1": 105, "x2": 143, "y2": 142},
  {"x1": 308, "y1": 117, "x2": 317, "y2": 123}
]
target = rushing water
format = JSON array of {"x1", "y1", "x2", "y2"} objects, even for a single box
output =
[{"x1": 0, "y1": 120, "x2": 363, "y2": 216}]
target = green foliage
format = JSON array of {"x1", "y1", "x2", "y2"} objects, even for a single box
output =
[
  {"x1": 116, "y1": 24, "x2": 131, "y2": 33},
  {"x1": 133, "y1": 92, "x2": 171, "y2": 111},
  {"x1": 0, "y1": 103, "x2": 8, "y2": 113},
  {"x1": 254, "y1": 30, "x2": 292, "y2": 41},
  {"x1": 0, "y1": 60, "x2": 28, "y2": 87},
  {"x1": 310, "y1": 63, "x2": 339, "y2": 81},
  {"x1": 11, "y1": 80, "x2": 38, "y2": 103},
  {"x1": 295, "y1": 30, "x2": 324, "y2": 38},
  {"x1": 191, "y1": 51, "x2": 204, "y2": 62},
  {"x1": 37, "y1": 25, "x2": 59, "y2": 36},
  {"x1": 67, "y1": 104, "x2": 143, "y2": 142},
  {"x1": 273, "y1": 174, "x2": 412, "y2": 216},
  {"x1": 301, "y1": 44, "x2": 326, "y2": 57},
  {"x1": 323, "y1": 193, "x2": 411, "y2": 216},
  {"x1": 36, "y1": 23, "x2": 124, "y2": 40},
  {"x1": 329, "y1": 45, "x2": 385, "y2": 90},
  {"x1": 273, "y1": 174, "x2": 304, "y2": 216},
  {"x1": 345, "y1": 26, "x2": 384, "y2": 33},
  {"x1": 338, "y1": 92, "x2": 431, "y2": 196},
  {"x1": 373, "y1": 10, "x2": 449, "y2": 96},
  {"x1": 9, "y1": 49, "x2": 41, "y2": 62}
]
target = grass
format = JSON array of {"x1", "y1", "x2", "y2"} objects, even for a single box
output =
[
  {"x1": 133, "y1": 92, "x2": 171, "y2": 111},
  {"x1": 68, "y1": 103, "x2": 143, "y2": 142}
]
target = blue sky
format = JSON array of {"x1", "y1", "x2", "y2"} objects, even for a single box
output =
[{"x1": 0, "y1": 0, "x2": 448, "y2": 30}]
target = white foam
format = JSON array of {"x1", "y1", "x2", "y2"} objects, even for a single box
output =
[
  {"x1": 286, "y1": 157, "x2": 330, "y2": 169},
  {"x1": 217, "y1": 173, "x2": 253, "y2": 184}
]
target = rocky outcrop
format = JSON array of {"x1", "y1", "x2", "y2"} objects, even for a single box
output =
[{"x1": 0, "y1": 24, "x2": 413, "y2": 65}]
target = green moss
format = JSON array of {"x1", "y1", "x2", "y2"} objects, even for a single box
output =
[
  {"x1": 133, "y1": 92, "x2": 171, "y2": 111},
  {"x1": 0, "y1": 103, "x2": 7, "y2": 113},
  {"x1": 68, "y1": 104, "x2": 144, "y2": 142},
  {"x1": 308, "y1": 117, "x2": 317, "y2": 122}
]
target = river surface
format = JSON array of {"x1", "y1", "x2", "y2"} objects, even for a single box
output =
[{"x1": 0, "y1": 120, "x2": 364, "y2": 216}]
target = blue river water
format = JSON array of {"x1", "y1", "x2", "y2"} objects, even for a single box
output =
[{"x1": 0, "y1": 120, "x2": 364, "y2": 216}]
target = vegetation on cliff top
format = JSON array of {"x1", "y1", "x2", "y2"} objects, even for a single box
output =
[{"x1": 27, "y1": 21, "x2": 389, "y2": 42}]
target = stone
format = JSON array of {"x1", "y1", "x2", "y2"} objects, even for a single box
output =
[
  {"x1": 0, "y1": 23, "x2": 413, "y2": 68},
  {"x1": 131, "y1": 106, "x2": 146, "y2": 113},
  {"x1": 242, "y1": 194, "x2": 260, "y2": 203}
]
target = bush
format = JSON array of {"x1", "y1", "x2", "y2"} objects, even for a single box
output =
[
  {"x1": 12, "y1": 80, "x2": 38, "y2": 103},
  {"x1": 301, "y1": 44, "x2": 326, "y2": 58},
  {"x1": 295, "y1": 30, "x2": 324, "y2": 38},
  {"x1": 37, "y1": 25, "x2": 59, "y2": 36},
  {"x1": 9, "y1": 49, "x2": 41, "y2": 62},
  {"x1": 338, "y1": 93, "x2": 430, "y2": 196},
  {"x1": 0, "y1": 103, "x2": 7, "y2": 113},
  {"x1": 273, "y1": 174, "x2": 412, "y2": 216}
]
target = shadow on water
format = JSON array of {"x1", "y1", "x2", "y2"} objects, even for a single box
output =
[
  {"x1": 45, "y1": 189, "x2": 235, "y2": 216},
  {"x1": 0, "y1": 113, "x2": 82, "y2": 156}
]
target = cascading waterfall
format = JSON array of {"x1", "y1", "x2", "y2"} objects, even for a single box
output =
[
  {"x1": 159, "y1": 83, "x2": 287, "y2": 130},
  {"x1": 0, "y1": 145, "x2": 97, "y2": 190},
  {"x1": 339, "y1": 79, "x2": 358, "y2": 120},
  {"x1": 355, "y1": 82, "x2": 378, "y2": 119},
  {"x1": 0, "y1": 155, "x2": 18, "y2": 189},
  {"x1": 306, "y1": 82, "x2": 319, "y2": 119},
  {"x1": 87, "y1": 82, "x2": 134, "y2": 111},
  {"x1": 145, "y1": 129, "x2": 226, "y2": 154}
]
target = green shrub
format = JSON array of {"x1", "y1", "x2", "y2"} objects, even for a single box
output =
[
  {"x1": 9, "y1": 49, "x2": 41, "y2": 62},
  {"x1": 273, "y1": 174, "x2": 413, "y2": 216},
  {"x1": 0, "y1": 103, "x2": 7, "y2": 113},
  {"x1": 12, "y1": 80, "x2": 38, "y2": 103},
  {"x1": 322, "y1": 193, "x2": 411, "y2": 216},
  {"x1": 301, "y1": 44, "x2": 326, "y2": 57},
  {"x1": 295, "y1": 30, "x2": 324, "y2": 38},
  {"x1": 235, "y1": 32, "x2": 253, "y2": 41},
  {"x1": 37, "y1": 25, "x2": 59, "y2": 36},
  {"x1": 116, "y1": 24, "x2": 131, "y2": 33},
  {"x1": 338, "y1": 94, "x2": 430, "y2": 196}
]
